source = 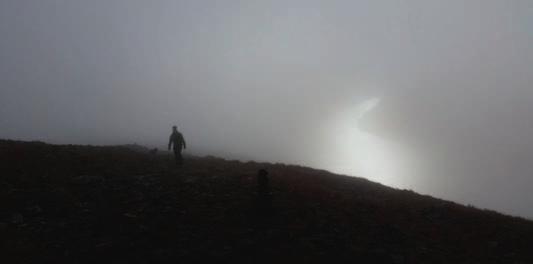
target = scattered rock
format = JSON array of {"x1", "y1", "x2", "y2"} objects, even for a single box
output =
[
  {"x1": 488, "y1": 241, "x2": 499, "y2": 248},
  {"x1": 392, "y1": 254, "x2": 405, "y2": 264},
  {"x1": 26, "y1": 205, "x2": 43, "y2": 215},
  {"x1": 123, "y1": 213, "x2": 138, "y2": 218},
  {"x1": 11, "y1": 213, "x2": 24, "y2": 224}
]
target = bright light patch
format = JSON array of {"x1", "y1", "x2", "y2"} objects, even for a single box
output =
[
  {"x1": 323, "y1": 97, "x2": 412, "y2": 189},
  {"x1": 355, "y1": 97, "x2": 381, "y2": 119}
]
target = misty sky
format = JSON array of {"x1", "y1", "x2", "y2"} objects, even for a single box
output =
[{"x1": 1, "y1": 1, "x2": 533, "y2": 218}]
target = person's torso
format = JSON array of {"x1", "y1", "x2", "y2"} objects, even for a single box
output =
[{"x1": 171, "y1": 132, "x2": 183, "y2": 146}]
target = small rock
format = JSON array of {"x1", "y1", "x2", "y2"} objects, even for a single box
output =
[
  {"x1": 392, "y1": 254, "x2": 405, "y2": 264},
  {"x1": 11, "y1": 213, "x2": 24, "y2": 224},
  {"x1": 26, "y1": 205, "x2": 43, "y2": 215},
  {"x1": 488, "y1": 241, "x2": 499, "y2": 248},
  {"x1": 153, "y1": 248, "x2": 172, "y2": 262},
  {"x1": 95, "y1": 240, "x2": 114, "y2": 248},
  {"x1": 124, "y1": 213, "x2": 138, "y2": 218}
]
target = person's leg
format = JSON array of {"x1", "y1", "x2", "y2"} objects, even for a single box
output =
[
  {"x1": 173, "y1": 148, "x2": 179, "y2": 164},
  {"x1": 177, "y1": 150, "x2": 183, "y2": 165},
  {"x1": 173, "y1": 148, "x2": 183, "y2": 165}
]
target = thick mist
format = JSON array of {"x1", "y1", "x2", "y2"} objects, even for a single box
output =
[{"x1": 1, "y1": 1, "x2": 533, "y2": 218}]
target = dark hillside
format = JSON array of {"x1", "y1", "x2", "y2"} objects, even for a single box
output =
[{"x1": 1, "y1": 140, "x2": 533, "y2": 263}]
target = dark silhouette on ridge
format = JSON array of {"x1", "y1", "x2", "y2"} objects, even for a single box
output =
[
  {"x1": 256, "y1": 169, "x2": 272, "y2": 216},
  {"x1": 168, "y1": 125, "x2": 186, "y2": 165},
  {"x1": 257, "y1": 169, "x2": 270, "y2": 195}
]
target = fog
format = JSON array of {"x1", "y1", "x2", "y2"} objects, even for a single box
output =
[{"x1": 1, "y1": 1, "x2": 533, "y2": 218}]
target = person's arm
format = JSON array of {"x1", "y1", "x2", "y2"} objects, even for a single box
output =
[
  {"x1": 182, "y1": 134, "x2": 187, "y2": 149},
  {"x1": 168, "y1": 134, "x2": 173, "y2": 150}
]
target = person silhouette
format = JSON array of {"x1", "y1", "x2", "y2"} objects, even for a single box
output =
[{"x1": 168, "y1": 126, "x2": 186, "y2": 165}]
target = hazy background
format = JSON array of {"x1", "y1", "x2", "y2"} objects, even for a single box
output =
[{"x1": 1, "y1": 0, "x2": 532, "y2": 218}]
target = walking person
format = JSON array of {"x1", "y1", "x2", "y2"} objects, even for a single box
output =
[{"x1": 168, "y1": 125, "x2": 187, "y2": 165}]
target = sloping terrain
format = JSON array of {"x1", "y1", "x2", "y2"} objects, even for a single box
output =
[{"x1": 1, "y1": 140, "x2": 533, "y2": 263}]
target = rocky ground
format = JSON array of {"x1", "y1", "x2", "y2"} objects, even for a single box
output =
[{"x1": 1, "y1": 140, "x2": 533, "y2": 263}]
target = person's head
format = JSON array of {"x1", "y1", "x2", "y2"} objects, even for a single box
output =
[{"x1": 172, "y1": 125, "x2": 177, "y2": 132}]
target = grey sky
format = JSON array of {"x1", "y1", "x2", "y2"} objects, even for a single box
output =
[{"x1": 1, "y1": 0, "x2": 533, "y2": 218}]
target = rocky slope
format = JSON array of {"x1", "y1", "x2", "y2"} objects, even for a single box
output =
[{"x1": 1, "y1": 140, "x2": 533, "y2": 263}]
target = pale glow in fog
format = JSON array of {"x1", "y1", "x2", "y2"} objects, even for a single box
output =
[{"x1": 325, "y1": 98, "x2": 412, "y2": 189}]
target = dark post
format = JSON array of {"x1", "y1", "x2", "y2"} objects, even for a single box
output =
[{"x1": 256, "y1": 169, "x2": 272, "y2": 215}]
